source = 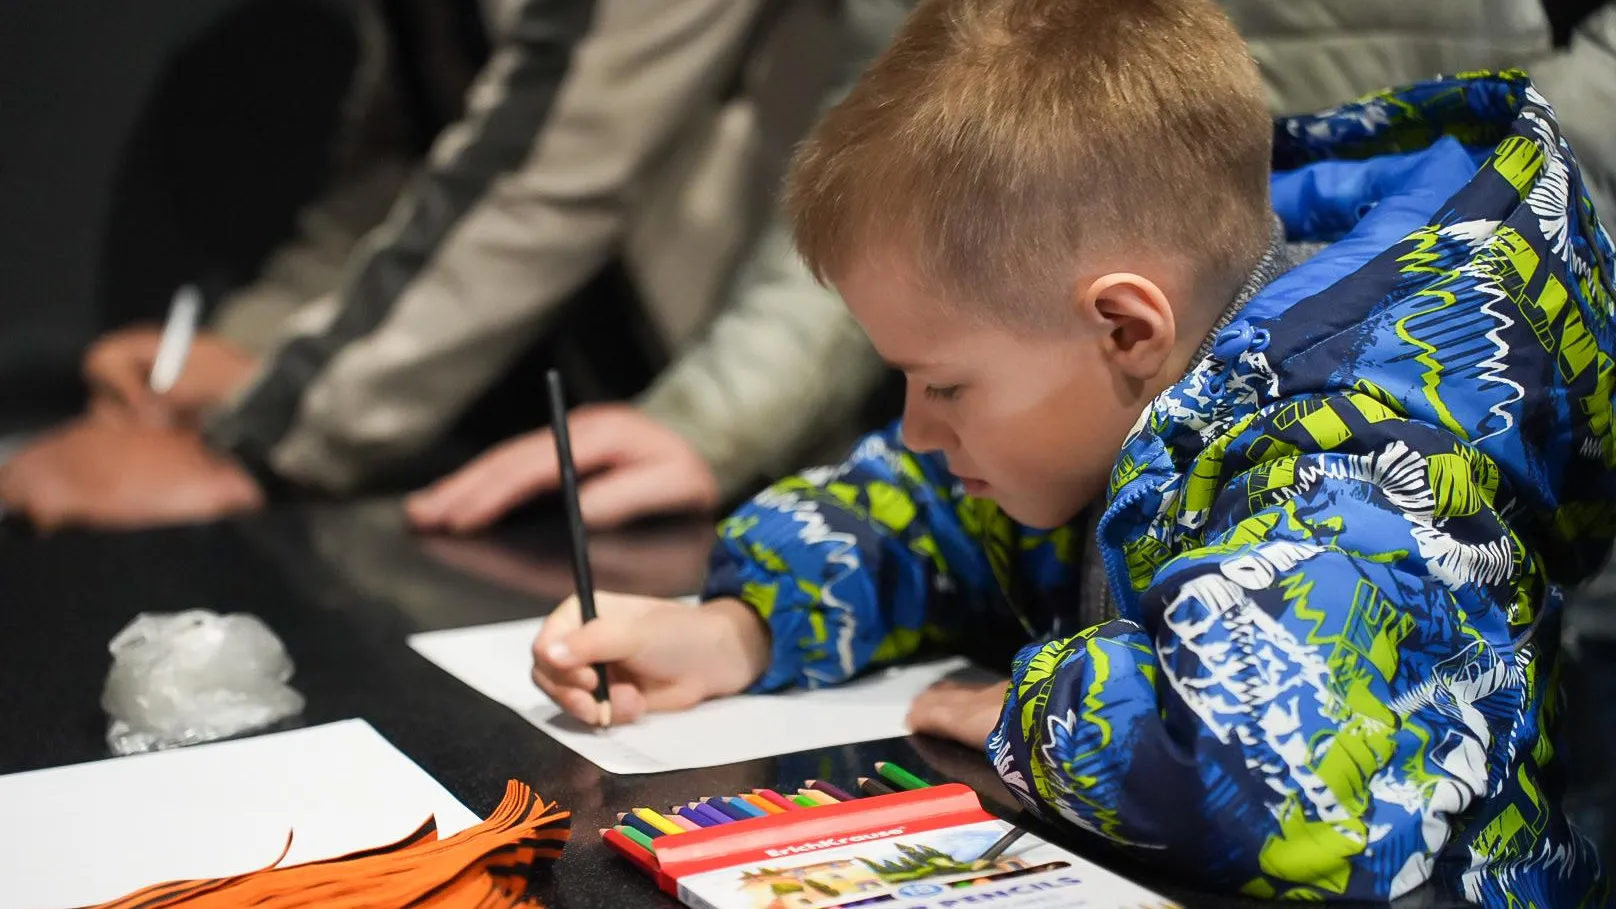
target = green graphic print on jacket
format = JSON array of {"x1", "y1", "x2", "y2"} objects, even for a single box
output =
[{"x1": 702, "y1": 73, "x2": 1613, "y2": 905}]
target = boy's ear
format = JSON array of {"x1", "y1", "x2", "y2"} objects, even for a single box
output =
[{"x1": 1078, "y1": 273, "x2": 1177, "y2": 380}]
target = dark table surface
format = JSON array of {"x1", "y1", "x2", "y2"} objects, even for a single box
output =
[{"x1": 3, "y1": 500, "x2": 1613, "y2": 908}]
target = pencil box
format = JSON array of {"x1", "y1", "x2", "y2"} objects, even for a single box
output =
[{"x1": 601, "y1": 764, "x2": 1181, "y2": 909}]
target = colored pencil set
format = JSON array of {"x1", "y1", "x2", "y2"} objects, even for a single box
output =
[
  {"x1": 600, "y1": 762, "x2": 1033, "y2": 898},
  {"x1": 601, "y1": 761, "x2": 1180, "y2": 909},
  {"x1": 604, "y1": 761, "x2": 928, "y2": 860}
]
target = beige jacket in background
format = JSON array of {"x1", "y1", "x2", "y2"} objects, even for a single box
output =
[{"x1": 204, "y1": 0, "x2": 801, "y2": 491}]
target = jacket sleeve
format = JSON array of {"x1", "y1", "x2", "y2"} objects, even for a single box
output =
[
  {"x1": 991, "y1": 413, "x2": 1546, "y2": 900},
  {"x1": 701, "y1": 424, "x2": 1036, "y2": 693},
  {"x1": 202, "y1": 0, "x2": 765, "y2": 491}
]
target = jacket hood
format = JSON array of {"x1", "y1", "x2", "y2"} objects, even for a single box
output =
[{"x1": 1149, "y1": 71, "x2": 1616, "y2": 586}]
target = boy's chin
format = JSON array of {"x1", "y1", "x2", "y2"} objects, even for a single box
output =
[{"x1": 992, "y1": 495, "x2": 1083, "y2": 531}]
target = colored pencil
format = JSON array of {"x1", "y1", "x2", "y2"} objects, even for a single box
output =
[
  {"x1": 806, "y1": 779, "x2": 857, "y2": 802},
  {"x1": 620, "y1": 812, "x2": 665, "y2": 840},
  {"x1": 633, "y1": 807, "x2": 685, "y2": 836},
  {"x1": 723, "y1": 796, "x2": 767, "y2": 818},
  {"x1": 704, "y1": 797, "x2": 752, "y2": 821},
  {"x1": 790, "y1": 794, "x2": 820, "y2": 808},
  {"x1": 794, "y1": 788, "x2": 837, "y2": 807},
  {"x1": 676, "y1": 805, "x2": 718, "y2": 828},
  {"x1": 753, "y1": 788, "x2": 800, "y2": 812},
  {"x1": 547, "y1": 368, "x2": 612, "y2": 727},
  {"x1": 739, "y1": 793, "x2": 784, "y2": 815},
  {"x1": 690, "y1": 800, "x2": 734, "y2": 826},
  {"x1": 613, "y1": 824, "x2": 656, "y2": 852},
  {"x1": 858, "y1": 776, "x2": 899, "y2": 797},
  {"x1": 875, "y1": 761, "x2": 930, "y2": 791},
  {"x1": 663, "y1": 811, "x2": 699, "y2": 832},
  {"x1": 603, "y1": 827, "x2": 659, "y2": 875}
]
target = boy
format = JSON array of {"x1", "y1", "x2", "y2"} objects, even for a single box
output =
[{"x1": 533, "y1": 0, "x2": 1614, "y2": 902}]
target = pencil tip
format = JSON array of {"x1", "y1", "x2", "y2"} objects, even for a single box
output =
[{"x1": 598, "y1": 701, "x2": 612, "y2": 729}]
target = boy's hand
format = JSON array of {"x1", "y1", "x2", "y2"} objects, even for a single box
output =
[
  {"x1": 532, "y1": 594, "x2": 770, "y2": 725},
  {"x1": 906, "y1": 676, "x2": 1012, "y2": 749}
]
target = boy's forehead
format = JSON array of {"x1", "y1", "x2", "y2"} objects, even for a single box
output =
[{"x1": 834, "y1": 252, "x2": 971, "y2": 347}]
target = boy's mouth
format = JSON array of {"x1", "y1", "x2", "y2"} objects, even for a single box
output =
[{"x1": 959, "y1": 476, "x2": 990, "y2": 496}]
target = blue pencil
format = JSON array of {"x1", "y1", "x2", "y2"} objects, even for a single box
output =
[
  {"x1": 676, "y1": 804, "x2": 719, "y2": 828},
  {"x1": 703, "y1": 797, "x2": 752, "y2": 821},
  {"x1": 619, "y1": 811, "x2": 666, "y2": 840},
  {"x1": 689, "y1": 801, "x2": 734, "y2": 826},
  {"x1": 723, "y1": 795, "x2": 768, "y2": 819}
]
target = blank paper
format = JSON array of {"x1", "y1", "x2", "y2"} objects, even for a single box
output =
[
  {"x1": 408, "y1": 617, "x2": 969, "y2": 775},
  {"x1": 0, "y1": 719, "x2": 478, "y2": 909}
]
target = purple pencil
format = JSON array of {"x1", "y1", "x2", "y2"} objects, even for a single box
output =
[
  {"x1": 689, "y1": 800, "x2": 733, "y2": 826},
  {"x1": 701, "y1": 797, "x2": 751, "y2": 822},
  {"x1": 676, "y1": 804, "x2": 719, "y2": 828},
  {"x1": 806, "y1": 779, "x2": 857, "y2": 802}
]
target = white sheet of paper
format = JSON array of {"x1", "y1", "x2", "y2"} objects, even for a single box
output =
[
  {"x1": 408, "y1": 617, "x2": 968, "y2": 775},
  {"x1": 0, "y1": 719, "x2": 479, "y2": 909}
]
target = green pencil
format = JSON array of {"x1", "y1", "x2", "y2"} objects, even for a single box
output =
[
  {"x1": 615, "y1": 824, "x2": 656, "y2": 851},
  {"x1": 875, "y1": 761, "x2": 931, "y2": 791}
]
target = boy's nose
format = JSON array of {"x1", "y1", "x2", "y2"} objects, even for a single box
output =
[{"x1": 899, "y1": 397, "x2": 951, "y2": 455}]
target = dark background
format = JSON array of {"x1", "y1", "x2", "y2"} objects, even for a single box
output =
[{"x1": 0, "y1": 0, "x2": 363, "y2": 431}]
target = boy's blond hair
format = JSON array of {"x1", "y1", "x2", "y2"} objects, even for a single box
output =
[{"x1": 787, "y1": 0, "x2": 1273, "y2": 326}]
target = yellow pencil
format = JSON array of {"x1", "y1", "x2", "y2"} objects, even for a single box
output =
[{"x1": 633, "y1": 807, "x2": 686, "y2": 836}]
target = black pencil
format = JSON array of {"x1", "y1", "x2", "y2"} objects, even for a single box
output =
[
  {"x1": 546, "y1": 369, "x2": 611, "y2": 727},
  {"x1": 857, "y1": 776, "x2": 899, "y2": 798},
  {"x1": 977, "y1": 826, "x2": 1026, "y2": 863}
]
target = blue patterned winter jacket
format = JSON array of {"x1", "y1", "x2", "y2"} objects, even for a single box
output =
[{"x1": 702, "y1": 72, "x2": 1614, "y2": 905}]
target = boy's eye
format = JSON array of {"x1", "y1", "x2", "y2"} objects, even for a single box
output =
[{"x1": 924, "y1": 384, "x2": 963, "y2": 402}]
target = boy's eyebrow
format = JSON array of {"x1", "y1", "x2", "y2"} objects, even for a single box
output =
[{"x1": 881, "y1": 356, "x2": 931, "y2": 374}]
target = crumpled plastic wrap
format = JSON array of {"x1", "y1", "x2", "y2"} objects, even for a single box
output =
[{"x1": 101, "y1": 609, "x2": 305, "y2": 755}]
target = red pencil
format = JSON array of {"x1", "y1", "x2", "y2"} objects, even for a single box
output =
[
  {"x1": 602, "y1": 827, "x2": 660, "y2": 876},
  {"x1": 752, "y1": 788, "x2": 801, "y2": 812}
]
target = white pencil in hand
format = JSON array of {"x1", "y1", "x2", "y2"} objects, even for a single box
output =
[{"x1": 149, "y1": 284, "x2": 202, "y2": 395}]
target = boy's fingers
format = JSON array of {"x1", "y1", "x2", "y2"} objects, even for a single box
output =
[
  {"x1": 532, "y1": 597, "x2": 583, "y2": 664},
  {"x1": 607, "y1": 681, "x2": 648, "y2": 725},
  {"x1": 555, "y1": 611, "x2": 653, "y2": 668},
  {"x1": 549, "y1": 685, "x2": 608, "y2": 726},
  {"x1": 905, "y1": 690, "x2": 950, "y2": 735},
  {"x1": 530, "y1": 658, "x2": 590, "y2": 708},
  {"x1": 561, "y1": 665, "x2": 600, "y2": 690}
]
